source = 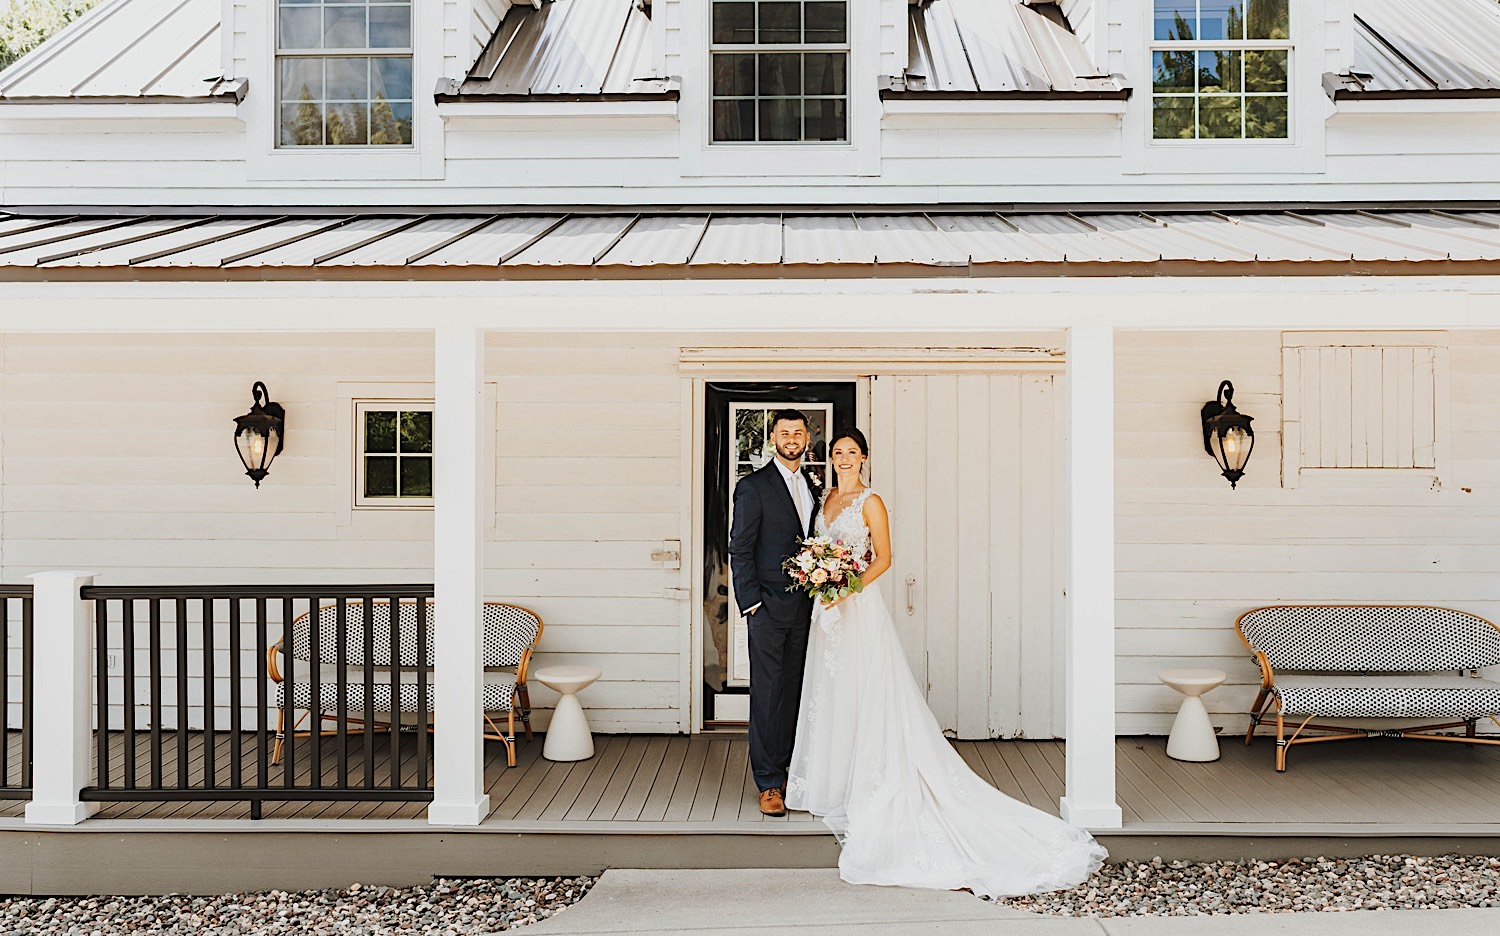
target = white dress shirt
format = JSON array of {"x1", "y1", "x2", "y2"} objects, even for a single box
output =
[{"x1": 745, "y1": 459, "x2": 814, "y2": 616}]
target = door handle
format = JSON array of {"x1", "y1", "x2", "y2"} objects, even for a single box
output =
[{"x1": 905, "y1": 575, "x2": 917, "y2": 616}]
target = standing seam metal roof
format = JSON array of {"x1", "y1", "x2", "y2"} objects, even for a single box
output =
[
  {"x1": 1327, "y1": 0, "x2": 1500, "y2": 98},
  {"x1": 5, "y1": 208, "x2": 1500, "y2": 274}
]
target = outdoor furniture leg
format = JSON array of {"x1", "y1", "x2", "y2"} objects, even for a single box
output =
[
  {"x1": 1467, "y1": 720, "x2": 1477, "y2": 738},
  {"x1": 1244, "y1": 689, "x2": 1269, "y2": 745},
  {"x1": 1275, "y1": 710, "x2": 1287, "y2": 772},
  {"x1": 519, "y1": 683, "x2": 533, "y2": 741}
]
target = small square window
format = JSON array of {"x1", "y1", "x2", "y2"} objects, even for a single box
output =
[{"x1": 355, "y1": 401, "x2": 433, "y2": 507}]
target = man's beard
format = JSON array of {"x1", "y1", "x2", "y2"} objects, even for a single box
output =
[{"x1": 775, "y1": 442, "x2": 805, "y2": 462}]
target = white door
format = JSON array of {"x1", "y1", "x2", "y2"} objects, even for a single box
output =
[
  {"x1": 870, "y1": 373, "x2": 1065, "y2": 739},
  {"x1": 725, "y1": 402, "x2": 835, "y2": 688}
]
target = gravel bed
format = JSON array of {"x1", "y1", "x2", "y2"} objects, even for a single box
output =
[
  {"x1": 0, "y1": 875, "x2": 597, "y2": 935},
  {"x1": 997, "y1": 854, "x2": 1500, "y2": 916}
]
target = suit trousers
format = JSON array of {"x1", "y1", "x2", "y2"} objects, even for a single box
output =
[{"x1": 746, "y1": 606, "x2": 810, "y2": 792}]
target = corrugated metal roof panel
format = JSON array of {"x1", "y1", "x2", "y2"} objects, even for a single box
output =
[
  {"x1": 506, "y1": 215, "x2": 634, "y2": 265},
  {"x1": 458, "y1": 0, "x2": 670, "y2": 98},
  {"x1": 410, "y1": 216, "x2": 566, "y2": 266},
  {"x1": 7, "y1": 208, "x2": 1500, "y2": 274},
  {"x1": 0, "y1": 0, "x2": 233, "y2": 101},
  {"x1": 688, "y1": 216, "x2": 783, "y2": 266},
  {"x1": 598, "y1": 215, "x2": 709, "y2": 266},
  {"x1": 1332, "y1": 0, "x2": 1500, "y2": 96},
  {"x1": 900, "y1": 0, "x2": 1125, "y2": 96}
]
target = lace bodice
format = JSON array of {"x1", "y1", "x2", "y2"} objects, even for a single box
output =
[{"x1": 816, "y1": 487, "x2": 875, "y2": 555}]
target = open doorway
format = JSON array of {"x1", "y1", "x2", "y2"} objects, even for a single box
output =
[{"x1": 700, "y1": 381, "x2": 857, "y2": 728}]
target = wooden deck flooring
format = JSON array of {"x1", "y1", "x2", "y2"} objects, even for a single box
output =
[{"x1": 5, "y1": 729, "x2": 1500, "y2": 834}]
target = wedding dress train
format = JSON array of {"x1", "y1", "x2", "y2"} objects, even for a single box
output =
[{"x1": 784, "y1": 488, "x2": 1107, "y2": 898}]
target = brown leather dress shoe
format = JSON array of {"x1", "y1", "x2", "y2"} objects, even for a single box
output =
[{"x1": 758, "y1": 788, "x2": 787, "y2": 816}]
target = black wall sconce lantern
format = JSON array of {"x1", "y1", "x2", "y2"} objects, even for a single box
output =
[
  {"x1": 1201, "y1": 380, "x2": 1254, "y2": 489},
  {"x1": 233, "y1": 382, "x2": 286, "y2": 488}
]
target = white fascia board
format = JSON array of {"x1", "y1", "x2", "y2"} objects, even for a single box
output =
[
  {"x1": 437, "y1": 99, "x2": 679, "y2": 120},
  {"x1": 1332, "y1": 97, "x2": 1500, "y2": 115},
  {"x1": 881, "y1": 97, "x2": 1128, "y2": 116},
  {"x1": 0, "y1": 101, "x2": 242, "y2": 121}
]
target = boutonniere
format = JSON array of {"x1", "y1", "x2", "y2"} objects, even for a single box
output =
[{"x1": 802, "y1": 467, "x2": 824, "y2": 492}]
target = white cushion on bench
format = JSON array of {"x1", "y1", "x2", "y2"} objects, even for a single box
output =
[{"x1": 1274, "y1": 673, "x2": 1500, "y2": 719}]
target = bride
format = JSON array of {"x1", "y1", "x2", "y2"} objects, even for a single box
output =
[{"x1": 784, "y1": 427, "x2": 1107, "y2": 898}]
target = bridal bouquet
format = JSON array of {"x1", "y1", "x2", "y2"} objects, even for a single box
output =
[{"x1": 784, "y1": 536, "x2": 869, "y2": 631}]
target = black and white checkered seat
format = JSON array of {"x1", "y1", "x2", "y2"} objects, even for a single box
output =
[
  {"x1": 278, "y1": 672, "x2": 519, "y2": 714},
  {"x1": 1273, "y1": 674, "x2": 1500, "y2": 719}
]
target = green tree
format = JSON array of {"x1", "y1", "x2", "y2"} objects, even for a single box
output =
[
  {"x1": 293, "y1": 87, "x2": 322, "y2": 145},
  {"x1": 0, "y1": 0, "x2": 99, "y2": 72},
  {"x1": 370, "y1": 94, "x2": 402, "y2": 145}
]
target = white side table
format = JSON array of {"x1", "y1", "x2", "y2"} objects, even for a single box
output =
[
  {"x1": 534, "y1": 664, "x2": 601, "y2": 761},
  {"x1": 1159, "y1": 668, "x2": 1227, "y2": 762}
]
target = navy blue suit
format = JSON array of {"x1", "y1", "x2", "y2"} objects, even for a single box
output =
[{"x1": 729, "y1": 461, "x2": 819, "y2": 792}]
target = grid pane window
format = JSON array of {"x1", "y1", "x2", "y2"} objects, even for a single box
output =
[
  {"x1": 1151, "y1": 1, "x2": 1290, "y2": 141},
  {"x1": 357, "y1": 404, "x2": 432, "y2": 505},
  {"x1": 711, "y1": 1, "x2": 848, "y2": 143},
  {"x1": 277, "y1": 1, "x2": 413, "y2": 147}
]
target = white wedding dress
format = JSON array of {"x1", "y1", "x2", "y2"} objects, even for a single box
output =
[{"x1": 784, "y1": 487, "x2": 1107, "y2": 898}]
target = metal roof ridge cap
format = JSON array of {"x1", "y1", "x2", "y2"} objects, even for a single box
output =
[
  {"x1": 128, "y1": 215, "x2": 290, "y2": 265},
  {"x1": 36, "y1": 215, "x2": 213, "y2": 265},
  {"x1": 313, "y1": 216, "x2": 431, "y2": 265},
  {"x1": 404, "y1": 215, "x2": 503, "y2": 265},
  {"x1": 590, "y1": 213, "x2": 641, "y2": 265},
  {"x1": 682, "y1": 213, "x2": 713, "y2": 265},
  {"x1": 497, "y1": 214, "x2": 571, "y2": 264},
  {"x1": 218, "y1": 216, "x2": 357, "y2": 267}
]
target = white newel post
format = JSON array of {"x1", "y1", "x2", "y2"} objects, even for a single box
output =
[
  {"x1": 429, "y1": 327, "x2": 491, "y2": 825},
  {"x1": 1059, "y1": 325, "x2": 1124, "y2": 829},
  {"x1": 25, "y1": 571, "x2": 99, "y2": 825}
]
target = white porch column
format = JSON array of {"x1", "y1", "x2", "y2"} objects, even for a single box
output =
[
  {"x1": 429, "y1": 327, "x2": 491, "y2": 825},
  {"x1": 1059, "y1": 325, "x2": 1124, "y2": 829},
  {"x1": 25, "y1": 571, "x2": 99, "y2": 825}
]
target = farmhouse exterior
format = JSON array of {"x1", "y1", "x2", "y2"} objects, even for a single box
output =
[{"x1": 5, "y1": 0, "x2": 1500, "y2": 886}]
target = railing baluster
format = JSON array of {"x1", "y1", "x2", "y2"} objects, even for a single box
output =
[
  {"x1": 149, "y1": 598, "x2": 162, "y2": 790},
  {"x1": 255, "y1": 597, "x2": 268, "y2": 792},
  {"x1": 282, "y1": 596, "x2": 296, "y2": 791},
  {"x1": 202, "y1": 597, "x2": 216, "y2": 790},
  {"x1": 309, "y1": 595, "x2": 323, "y2": 790},
  {"x1": 390, "y1": 597, "x2": 402, "y2": 786},
  {"x1": 335, "y1": 598, "x2": 348, "y2": 790},
  {"x1": 95, "y1": 598, "x2": 110, "y2": 790},
  {"x1": 122, "y1": 599, "x2": 136, "y2": 789},
  {"x1": 415, "y1": 593, "x2": 429, "y2": 789},
  {"x1": 362, "y1": 598, "x2": 376, "y2": 790},
  {"x1": 228, "y1": 598, "x2": 242, "y2": 792},
  {"x1": 175, "y1": 596, "x2": 189, "y2": 789}
]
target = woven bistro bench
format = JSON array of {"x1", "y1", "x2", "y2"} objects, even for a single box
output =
[{"x1": 1237, "y1": 605, "x2": 1500, "y2": 771}]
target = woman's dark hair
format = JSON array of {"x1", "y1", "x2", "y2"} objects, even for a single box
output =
[{"x1": 828, "y1": 427, "x2": 869, "y2": 488}]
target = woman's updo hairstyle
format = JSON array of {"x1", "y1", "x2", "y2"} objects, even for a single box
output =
[{"x1": 828, "y1": 427, "x2": 869, "y2": 488}]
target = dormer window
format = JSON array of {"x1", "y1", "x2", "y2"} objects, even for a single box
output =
[
  {"x1": 276, "y1": 1, "x2": 414, "y2": 147},
  {"x1": 710, "y1": 1, "x2": 848, "y2": 143},
  {"x1": 1151, "y1": 1, "x2": 1290, "y2": 141}
]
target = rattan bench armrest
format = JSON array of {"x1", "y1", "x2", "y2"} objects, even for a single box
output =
[{"x1": 268, "y1": 638, "x2": 285, "y2": 684}]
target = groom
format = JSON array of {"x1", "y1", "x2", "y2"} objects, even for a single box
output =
[{"x1": 728, "y1": 409, "x2": 821, "y2": 816}]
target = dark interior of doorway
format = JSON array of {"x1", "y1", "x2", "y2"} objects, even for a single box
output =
[{"x1": 702, "y1": 381, "x2": 857, "y2": 727}]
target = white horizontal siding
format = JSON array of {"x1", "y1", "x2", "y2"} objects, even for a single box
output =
[{"x1": 1116, "y1": 329, "x2": 1500, "y2": 735}]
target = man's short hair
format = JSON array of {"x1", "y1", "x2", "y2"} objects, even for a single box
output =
[{"x1": 770, "y1": 408, "x2": 810, "y2": 431}]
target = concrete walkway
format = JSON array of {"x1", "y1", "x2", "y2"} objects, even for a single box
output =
[{"x1": 520, "y1": 869, "x2": 1500, "y2": 936}]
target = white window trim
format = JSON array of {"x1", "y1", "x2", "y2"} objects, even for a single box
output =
[
  {"x1": 333, "y1": 381, "x2": 497, "y2": 527},
  {"x1": 1123, "y1": 1, "x2": 1327, "y2": 175},
  {"x1": 1280, "y1": 331, "x2": 1451, "y2": 490},
  {"x1": 708, "y1": 3, "x2": 851, "y2": 145},
  {"x1": 678, "y1": 0, "x2": 880, "y2": 177},
  {"x1": 354, "y1": 398, "x2": 435, "y2": 509},
  {"x1": 244, "y1": 1, "x2": 444, "y2": 181}
]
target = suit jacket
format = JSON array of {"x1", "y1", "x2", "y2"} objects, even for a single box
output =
[{"x1": 728, "y1": 462, "x2": 821, "y2": 621}]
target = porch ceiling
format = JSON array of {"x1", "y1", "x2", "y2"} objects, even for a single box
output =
[{"x1": 5, "y1": 208, "x2": 1500, "y2": 280}]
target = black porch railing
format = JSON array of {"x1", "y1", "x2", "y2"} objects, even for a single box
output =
[
  {"x1": 0, "y1": 586, "x2": 34, "y2": 798},
  {"x1": 81, "y1": 585, "x2": 435, "y2": 819}
]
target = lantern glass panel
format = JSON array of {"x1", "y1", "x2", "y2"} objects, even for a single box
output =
[
  {"x1": 1222, "y1": 425, "x2": 1252, "y2": 471},
  {"x1": 237, "y1": 428, "x2": 268, "y2": 471}
]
